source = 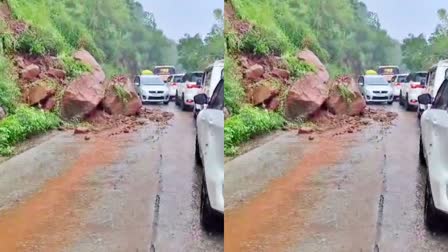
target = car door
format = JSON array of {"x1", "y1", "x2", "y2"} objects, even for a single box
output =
[
  {"x1": 422, "y1": 80, "x2": 448, "y2": 164},
  {"x1": 197, "y1": 80, "x2": 224, "y2": 166}
]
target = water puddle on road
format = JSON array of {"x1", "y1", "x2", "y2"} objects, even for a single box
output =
[
  {"x1": 225, "y1": 133, "x2": 353, "y2": 252},
  {"x1": 0, "y1": 136, "x2": 123, "y2": 251}
]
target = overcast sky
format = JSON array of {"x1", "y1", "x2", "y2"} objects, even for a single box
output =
[
  {"x1": 362, "y1": 0, "x2": 445, "y2": 41},
  {"x1": 138, "y1": 0, "x2": 223, "y2": 41}
]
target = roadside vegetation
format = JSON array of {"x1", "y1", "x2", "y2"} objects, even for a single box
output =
[
  {"x1": 224, "y1": 0, "x2": 400, "y2": 156},
  {"x1": 401, "y1": 8, "x2": 448, "y2": 71}
]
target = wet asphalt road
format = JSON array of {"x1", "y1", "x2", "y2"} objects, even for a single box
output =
[
  {"x1": 0, "y1": 102, "x2": 223, "y2": 252},
  {"x1": 225, "y1": 102, "x2": 448, "y2": 252}
]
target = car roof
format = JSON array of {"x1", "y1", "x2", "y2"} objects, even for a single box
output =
[
  {"x1": 154, "y1": 65, "x2": 175, "y2": 68},
  {"x1": 378, "y1": 65, "x2": 399, "y2": 68},
  {"x1": 430, "y1": 59, "x2": 448, "y2": 69},
  {"x1": 362, "y1": 75, "x2": 384, "y2": 78}
]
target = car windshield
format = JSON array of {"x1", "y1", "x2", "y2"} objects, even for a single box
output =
[
  {"x1": 141, "y1": 76, "x2": 164, "y2": 85},
  {"x1": 397, "y1": 76, "x2": 407, "y2": 82},
  {"x1": 154, "y1": 67, "x2": 175, "y2": 75},
  {"x1": 173, "y1": 75, "x2": 183, "y2": 82},
  {"x1": 378, "y1": 67, "x2": 399, "y2": 75},
  {"x1": 365, "y1": 76, "x2": 389, "y2": 85}
]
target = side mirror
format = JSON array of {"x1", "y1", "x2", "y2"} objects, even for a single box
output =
[
  {"x1": 194, "y1": 93, "x2": 208, "y2": 105},
  {"x1": 196, "y1": 79, "x2": 202, "y2": 86},
  {"x1": 418, "y1": 93, "x2": 432, "y2": 105}
]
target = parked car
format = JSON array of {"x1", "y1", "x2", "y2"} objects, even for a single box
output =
[
  {"x1": 194, "y1": 79, "x2": 224, "y2": 231},
  {"x1": 134, "y1": 75, "x2": 170, "y2": 105},
  {"x1": 167, "y1": 73, "x2": 185, "y2": 99},
  {"x1": 399, "y1": 71, "x2": 428, "y2": 111},
  {"x1": 418, "y1": 60, "x2": 448, "y2": 118},
  {"x1": 378, "y1": 65, "x2": 400, "y2": 82},
  {"x1": 358, "y1": 75, "x2": 394, "y2": 105},
  {"x1": 175, "y1": 71, "x2": 204, "y2": 111},
  {"x1": 194, "y1": 59, "x2": 224, "y2": 119},
  {"x1": 153, "y1": 65, "x2": 176, "y2": 82},
  {"x1": 390, "y1": 73, "x2": 409, "y2": 99},
  {"x1": 418, "y1": 79, "x2": 448, "y2": 231}
]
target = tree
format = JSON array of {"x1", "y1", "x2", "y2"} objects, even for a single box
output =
[{"x1": 401, "y1": 34, "x2": 429, "y2": 71}]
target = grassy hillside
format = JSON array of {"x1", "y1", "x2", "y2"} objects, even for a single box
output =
[{"x1": 224, "y1": 0, "x2": 400, "y2": 155}]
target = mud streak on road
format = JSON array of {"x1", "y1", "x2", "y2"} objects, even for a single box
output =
[
  {"x1": 225, "y1": 133, "x2": 353, "y2": 251},
  {"x1": 0, "y1": 136, "x2": 122, "y2": 251}
]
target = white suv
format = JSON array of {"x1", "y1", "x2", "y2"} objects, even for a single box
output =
[
  {"x1": 399, "y1": 71, "x2": 428, "y2": 111},
  {"x1": 418, "y1": 60, "x2": 448, "y2": 118},
  {"x1": 194, "y1": 60, "x2": 224, "y2": 118},
  {"x1": 419, "y1": 80, "x2": 448, "y2": 231},
  {"x1": 194, "y1": 79, "x2": 224, "y2": 231},
  {"x1": 175, "y1": 71, "x2": 204, "y2": 111}
]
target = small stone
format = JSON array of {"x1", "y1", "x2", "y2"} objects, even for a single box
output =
[
  {"x1": 74, "y1": 127, "x2": 90, "y2": 134},
  {"x1": 298, "y1": 127, "x2": 314, "y2": 134},
  {"x1": 309, "y1": 136, "x2": 315, "y2": 141},
  {"x1": 84, "y1": 136, "x2": 91, "y2": 141},
  {"x1": 123, "y1": 129, "x2": 130, "y2": 134}
]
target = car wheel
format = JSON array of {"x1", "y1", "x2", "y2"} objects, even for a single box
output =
[
  {"x1": 181, "y1": 94, "x2": 187, "y2": 111},
  {"x1": 175, "y1": 92, "x2": 180, "y2": 106},
  {"x1": 419, "y1": 136, "x2": 426, "y2": 166},
  {"x1": 424, "y1": 177, "x2": 444, "y2": 232},
  {"x1": 200, "y1": 176, "x2": 219, "y2": 232},
  {"x1": 399, "y1": 92, "x2": 404, "y2": 106},
  {"x1": 195, "y1": 137, "x2": 202, "y2": 166},
  {"x1": 388, "y1": 101, "x2": 393, "y2": 105},
  {"x1": 164, "y1": 100, "x2": 169, "y2": 105},
  {"x1": 405, "y1": 94, "x2": 411, "y2": 111}
]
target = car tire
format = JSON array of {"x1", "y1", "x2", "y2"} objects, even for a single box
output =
[
  {"x1": 164, "y1": 100, "x2": 169, "y2": 105},
  {"x1": 388, "y1": 101, "x2": 393, "y2": 105},
  {"x1": 405, "y1": 94, "x2": 411, "y2": 111},
  {"x1": 175, "y1": 92, "x2": 180, "y2": 106},
  {"x1": 419, "y1": 137, "x2": 426, "y2": 166},
  {"x1": 424, "y1": 177, "x2": 444, "y2": 232},
  {"x1": 399, "y1": 92, "x2": 404, "y2": 106},
  {"x1": 195, "y1": 137, "x2": 202, "y2": 166},
  {"x1": 200, "y1": 176, "x2": 220, "y2": 232},
  {"x1": 181, "y1": 94, "x2": 187, "y2": 111}
]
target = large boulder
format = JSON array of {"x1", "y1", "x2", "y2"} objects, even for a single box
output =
[
  {"x1": 271, "y1": 68, "x2": 290, "y2": 80},
  {"x1": 285, "y1": 73, "x2": 329, "y2": 120},
  {"x1": 20, "y1": 64, "x2": 40, "y2": 82},
  {"x1": 27, "y1": 85, "x2": 54, "y2": 105},
  {"x1": 61, "y1": 74, "x2": 105, "y2": 120},
  {"x1": 73, "y1": 49, "x2": 106, "y2": 83},
  {"x1": 47, "y1": 68, "x2": 66, "y2": 80},
  {"x1": 326, "y1": 79, "x2": 366, "y2": 116},
  {"x1": 102, "y1": 78, "x2": 142, "y2": 116},
  {"x1": 297, "y1": 49, "x2": 330, "y2": 83},
  {"x1": 251, "y1": 85, "x2": 276, "y2": 105},
  {"x1": 244, "y1": 64, "x2": 264, "y2": 82}
]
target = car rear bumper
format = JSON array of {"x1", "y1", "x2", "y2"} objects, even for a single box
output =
[
  {"x1": 393, "y1": 87, "x2": 401, "y2": 97},
  {"x1": 184, "y1": 90, "x2": 200, "y2": 107}
]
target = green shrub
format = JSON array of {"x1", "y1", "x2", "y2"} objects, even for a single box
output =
[
  {"x1": 16, "y1": 27, "x2": 65, "y2": 55},
  {"x1": 0, "y1": 106, "x2": 61, "y2": 155},
  {"x1": 283, "y1": 54, "x2": 315, "y2": 79},
  {"x1": 0, "y1": 54, "x2": 20, "y2": 113},
  {"x1": 337, "y1": 85, "x2": 355, "y2": 103},
  {"x1": 224, "y1": 106, "x2": 285, "y2": 156},
  {"x1": 60, "y1": 54, "x2": 92, "y2": 79},
  {"x1": 240, "y1": 26, "x2": 288, "y2": 56},
  {"x1": 113, "y1": 84, "x2": 130, "y2": 103}
]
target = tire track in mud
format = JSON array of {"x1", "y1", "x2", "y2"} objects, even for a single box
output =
[
  {"x1": 225, "y1": 132, "x2": 353, "y2": 252},
  {"x1": 0, "y1": 136, "x2": 123, "y2": 252}
]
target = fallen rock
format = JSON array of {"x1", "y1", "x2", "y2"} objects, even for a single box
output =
[
  {"x1": 84, "y1": 136, "x2": 91, "y2": 141},
  {"x1": 251, "y1": 85, "x2": 275, "y2": 105},
  {"x1": 244, "y1": 64, "x2": 264, "y2": 82},
  {"x1": 43, "y1": 96, "x2": 56, "y2": 111},
  {"x1": 20, "y1": 64, "x2": 40, "y2": 81},
  {"x1": 285, "y1": 74, "x2": 329, "y2": 120},
  {"x1": 61, "y1": 74, "x2": 106, "y2": 120},
  {"x1": 271, "y1": 68, "x2": 290, "y2": 80},
  {"x1": 74, "y1": 49, "x2": 106, "y2": 83},
  {"x1": 74, "y1": 127, "x2": 90, "y2": 134},
  {"x1": 102, "y1": 78, "x2": 142, "y2": 116},
  {"x1": 298, "y1": 126, "x2": 314, "y2": 134},
  {"x1": 326, "y1": 78, "x2": 366, "y2": 116},
  {"x1": 0, "y1": 107, "x2": 6, "y2": 120},
  {"x1": 27, "y1": 85, "x2": 53, "y2": 105},
  {"x1": 297, "y1": 49, "x2": 329, "y2": 83},
  {"x1": 309, "y1": 136, "x2": 315, "y2": 141},
  {"x1": 47, "y1": 68, "x2": 66, "y2": 80},
  {"x1": 267, "y1": 97, "x2": 280, "y2": 111}
]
